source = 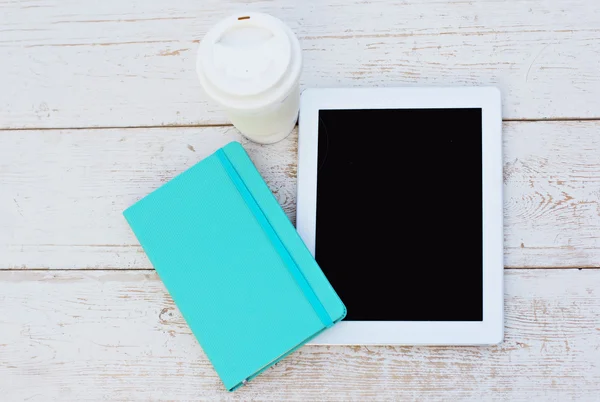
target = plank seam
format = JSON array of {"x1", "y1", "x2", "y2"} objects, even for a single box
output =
[
  {"x1": 0, "y1": 267, "x2": 598, "y2": 272},
  {"x1": 1, "y1": 117, "x2": 600, "y2": 132}
]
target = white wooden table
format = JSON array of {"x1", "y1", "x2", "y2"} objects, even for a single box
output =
[{"x1": 2, "y1": 1, "x2": 600, "y2": 400}]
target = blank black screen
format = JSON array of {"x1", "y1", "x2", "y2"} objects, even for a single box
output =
[{"x1": 315, "y1": 109, "x2": 483, "y2": 321}]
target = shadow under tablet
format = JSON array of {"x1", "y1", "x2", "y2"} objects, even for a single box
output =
[{"x1": 314, "y1": 108, "x2": 483, "y2": 322}]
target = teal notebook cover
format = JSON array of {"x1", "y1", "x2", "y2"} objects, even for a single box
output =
[{"x1": 123, "y1": 141, "x2": 346, "y2": 391}]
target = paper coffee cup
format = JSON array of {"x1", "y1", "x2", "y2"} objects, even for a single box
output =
[{"x1": 196, "y1": 13, "x2": 302, "y2": 144}]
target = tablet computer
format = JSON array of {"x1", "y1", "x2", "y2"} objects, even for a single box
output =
[{"x1": 297, "y1": 87, "x2": 503, "y2": 345}]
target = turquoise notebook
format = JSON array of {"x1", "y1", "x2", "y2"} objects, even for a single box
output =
[{"x1": 123, "y1": 142, "x2": 346, "y2": 391}]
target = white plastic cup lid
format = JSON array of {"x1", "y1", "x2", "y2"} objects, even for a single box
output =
[{"x1": 197, "y1": 13, "x2": 302, "y2": 111}]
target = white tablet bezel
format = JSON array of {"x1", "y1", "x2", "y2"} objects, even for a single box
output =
[{"x1": 297, "y1": 87, "x2": 503, "y2": 345}]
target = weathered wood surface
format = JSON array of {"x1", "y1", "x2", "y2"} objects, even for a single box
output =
[
  {"x1": 3, "y1": 0, "x2": 600, "y2": 399},
  {"x1": 1, "y1": 121, "x2": 599, "y2": 269},
  {"x1": 1, "y1": 269, "x2": 599, "y2": 400},
  {"x1": 2, "y1": 0, "x2": 600, "y2": 128}
]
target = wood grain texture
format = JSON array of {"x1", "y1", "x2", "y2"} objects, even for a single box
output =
[
  {"x1": 0, "y1": 126, "x2": 298, "y2": 269},
  {"x1": 1, "y1": 121, "x2": 600, "y2": 269},
  {"x1": 2, "y1": 0, "x2": 600, "y2": 128},
  {"x1": 503, "y1": 121, "x2": 600, "y2": 267},
  {"x1": 0, "y1": 269, "x2": 598, "y2": 400}
]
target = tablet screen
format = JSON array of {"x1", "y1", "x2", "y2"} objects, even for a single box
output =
[{"x1": 315, "y1": 108, "x2": 483, "y2": 321}]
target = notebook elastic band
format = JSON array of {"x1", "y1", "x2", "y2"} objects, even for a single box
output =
[{"x1": 217, "y1": 149, "x2": 333, "y2": 328}]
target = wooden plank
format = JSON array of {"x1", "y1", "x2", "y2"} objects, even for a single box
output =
[
  {"x1": 2, "y1": 0, "x2": 600, "y2": 128},
  {"x1": 503, "y1": 121, "x2": 600, "y2": 267},
  {"x1": 0, "y1": 126, "x2": 298, "y2": 268},
  {"x1": 0, "y1": 269, "x2": 599, "y2": 400},
  {"x1": 1, "y1": 121, "x2": 600, "y2": 269}
]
